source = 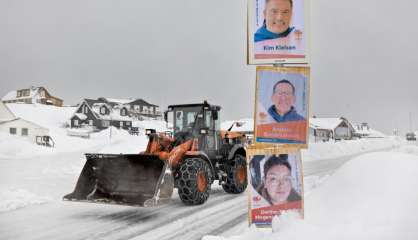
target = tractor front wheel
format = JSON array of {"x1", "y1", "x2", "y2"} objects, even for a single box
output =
[
  {"x1": 176, "y1": 158, "x2": 212, "y2": 205},
  {"x1": 222, "y1": 154, "x2": 248, "y2": 194}
]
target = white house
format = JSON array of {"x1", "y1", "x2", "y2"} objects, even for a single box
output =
[
  {"x1": 0, "y1": 102, "x2": 52, "y2": 146},
  {"x1": 309, "y1": 117, "x2": 355, "y2": 142}
]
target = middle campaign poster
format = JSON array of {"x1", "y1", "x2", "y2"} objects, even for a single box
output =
[{"x1": 254, "y1": 66, "x2": 310, "y2": 146}]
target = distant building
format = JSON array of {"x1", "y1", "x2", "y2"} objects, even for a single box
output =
[
  {"x1": 2, "y1": 86, "x2": 63, "y2": 107},
  {"x1": 69, "y1": 98, "x2": 132, "y2": 131},
  {"x1": 0, "y1": 102, "x2": 53, "y2": 146},
  {"x1": 309, "y1": 117, "x2": 355, "y2": 142},
  {"x1": 97, "y1": 97, "x2": 161, "y2": 120},
  {"x1": 353, "y1": 122, "x2": 385, "y2": 138}
]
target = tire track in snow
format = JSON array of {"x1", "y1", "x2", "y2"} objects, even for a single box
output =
[
  {"x1": 128, "y1": 193, "x2": 247, "y2": 240},
  {"x1": 82, "y1": 188, "x2": 239, "y2": 240}
]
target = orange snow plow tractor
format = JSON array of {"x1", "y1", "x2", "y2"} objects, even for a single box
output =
[{"x1": 64, "y1": 101, "x2": 248, "y2": 207}]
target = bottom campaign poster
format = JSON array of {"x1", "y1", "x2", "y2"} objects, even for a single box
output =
[{"x1": 248, "y1": 150, "x2": 304, "y2": 226}]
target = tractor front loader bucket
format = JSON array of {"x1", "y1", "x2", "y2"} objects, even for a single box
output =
[{"x1": 63, "y1": 153, "x2": 174, "y2": 207}]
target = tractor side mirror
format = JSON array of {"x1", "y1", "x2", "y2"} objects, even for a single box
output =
[
  {"x1": 212, "y1": 110, "x2": 218, "y2": 120},
  {"x1": 164, "y1": 111, "x2": 168, "y2": 122}
]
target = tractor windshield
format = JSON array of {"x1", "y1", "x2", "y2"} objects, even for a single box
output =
[{"x1": 173, "y1": 106, "x2": 203, "y2": 134}]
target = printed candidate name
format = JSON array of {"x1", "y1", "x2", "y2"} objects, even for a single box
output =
[{"x1": 263, "y1": 45, "x2": 296, "y2": 51}]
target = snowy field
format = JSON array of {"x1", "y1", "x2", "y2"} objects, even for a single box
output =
[{"x1": 0, "y1": 103, "x2": 417, "y2": 239}]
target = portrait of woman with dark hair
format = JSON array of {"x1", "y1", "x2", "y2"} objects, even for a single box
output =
[{"x1": 257, "y1": 154, "x2": 301, "y2": 205}]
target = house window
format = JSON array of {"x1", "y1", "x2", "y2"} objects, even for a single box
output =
[
  {"x1": 121, "y1": 108, "x2": 127, "y2": 116},
  {"x1": 83, "y1": 105, "x2": 88, "y2": 114},
  {"x1": 89, "y1": 120, "x2": 93, "y2": 126},
  {"x1": 126, "y1": 121, "x2": 131, "y2": 126},
  {"x1": 23, "y1": 89, "x2": 30, "y2": 96},
  {"x1": 74, "y1": 120, "x2": 79, "y2": 126},
  {"x1": 120, "y1": 121, "x2": 123, "y2": 128},
  {"x1": 100, "y1": 106, "x2": 106, "y2": 115},
  {"x1": 17, "y1": 91, "x2": 22, "y2": 97},
  {"x1": 10, "y1": 128, "x2": 17, "y2": 135},
  {"x1": 134, "y1": 105, "x2": 140, "y2": 111},
  {"x1": 22, "y1": 128, "x2": 28, "y2": 136},
  {"x1": 102, "y1": 120, "x2": 110, "y2": 127}
]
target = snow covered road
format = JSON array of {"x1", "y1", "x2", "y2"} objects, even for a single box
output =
[
  {"x1": 0, "y1": 135, "x2": 405, "y2": 240},
  {"x1": 0, "y1": 184, "x2": 248, "y2": 240},
  {"x1": 0, "y1": 150, "x2": 369, "y2": 240}
]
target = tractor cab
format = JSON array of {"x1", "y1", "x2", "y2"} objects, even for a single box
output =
[
  {"x1": 164, "y1": 102, "x2": 222, "y2": 159},
  {"x1": 165, "y1": 102, "x2": 221, "y2": 135}
]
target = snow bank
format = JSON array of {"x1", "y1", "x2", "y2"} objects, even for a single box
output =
[
  {"x1": 6, "y1": 103, "x2": 75, "y2": 129},
  {"x1": 302, "y1": 137, "x2": 401, "y2": 161},
  {"x1": 0, "y1": 132, "x2": 54, "y2": 158},
  {"x1": 132, "y1": 120, "x2": 169, "y2": 133},
  {"x1": 204, "y1": 148, "x2": 418, "y2": 240},
  {"x1": 93, "y1": 126, "x2": 149, "y2": 154},
  {"x1": 0, "y1": 188, "x2": 51, "y2": 213}
]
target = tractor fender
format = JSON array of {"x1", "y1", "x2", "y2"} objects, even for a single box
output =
[
  {"x1": 227, "y1": 144, "x2": 246, "y2": 161},
  {"x1": 185, "y1": 151, "x2": 216, "y2": 177}
]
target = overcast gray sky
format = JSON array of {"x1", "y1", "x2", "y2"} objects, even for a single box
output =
[{"x1": 1, "y1": 0, "x2": 417, "y2": 135}]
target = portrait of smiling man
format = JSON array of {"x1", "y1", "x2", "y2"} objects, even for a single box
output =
[
  {"x1": 255, "y1": 67, "x2": 309, "y2": 144},
  {"x1": 268, "y1": 79, "x2": 305, "y2": 123},
  {"x1": 254, "y1": 0, "x2": 295, "y2": 42}
]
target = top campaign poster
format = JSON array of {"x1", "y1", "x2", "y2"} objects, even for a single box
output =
[{"x1": 248, "y1": 0, "x2": 310, "y2": 64}]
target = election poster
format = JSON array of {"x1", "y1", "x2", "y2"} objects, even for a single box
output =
[
  {"x1": 248, "y1": 0, "x2": 310, "y2": 64},
  {"x1": 254, "y1": 66, "x2": 310, "y2": 146},
  {"x1": 247, "y1": 147, "x2": 304, "y2": 227}
]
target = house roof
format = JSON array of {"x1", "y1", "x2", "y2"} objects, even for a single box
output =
[
  {"x1": 91, "y1": 102, "x2": 131, "y2": 121},
  {"x1": 1, "y1": 86, "x2": 62, "y2": 102},
  {"x1": 0, "y1": 117, "x2": 48, "y2": 131},
  {"x1": 84, "y1": 99, "x2": 103, "y2": 108},
  {"x1": 309, "y1": 118, "x2": 345, "y2": 130},
  {"x1": 1, "y1": 87, "x2": 41, "y2": 101},
  {"x1": 131, "y1": 99, "x2": 157, "y2": 107},
  {"x1": 103, "y1": 98, "x2": 135, "y2": 104},
  {"x1": 76, "y1": 98, "x2": 132, "y2": 122},
  {"x1": 98, "y1": 97, "x2": 158, "y2": 107},
  {"x1": 2, "y1": 91, "x2": 18, "y2": 101},
  {"x1": 74, "y1": 113, "x2": 88, "y2": 120},
  {"x1": 0, "y1": 101, "x2": 16, "y2": 121}
]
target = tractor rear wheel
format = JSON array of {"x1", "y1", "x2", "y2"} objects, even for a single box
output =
[
  {"x1": 222, "y1": 154, "x2": 248, "y2": 194},
  {"x1": 176, "y1": 158, "x2": 212, "y2": 205}
]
